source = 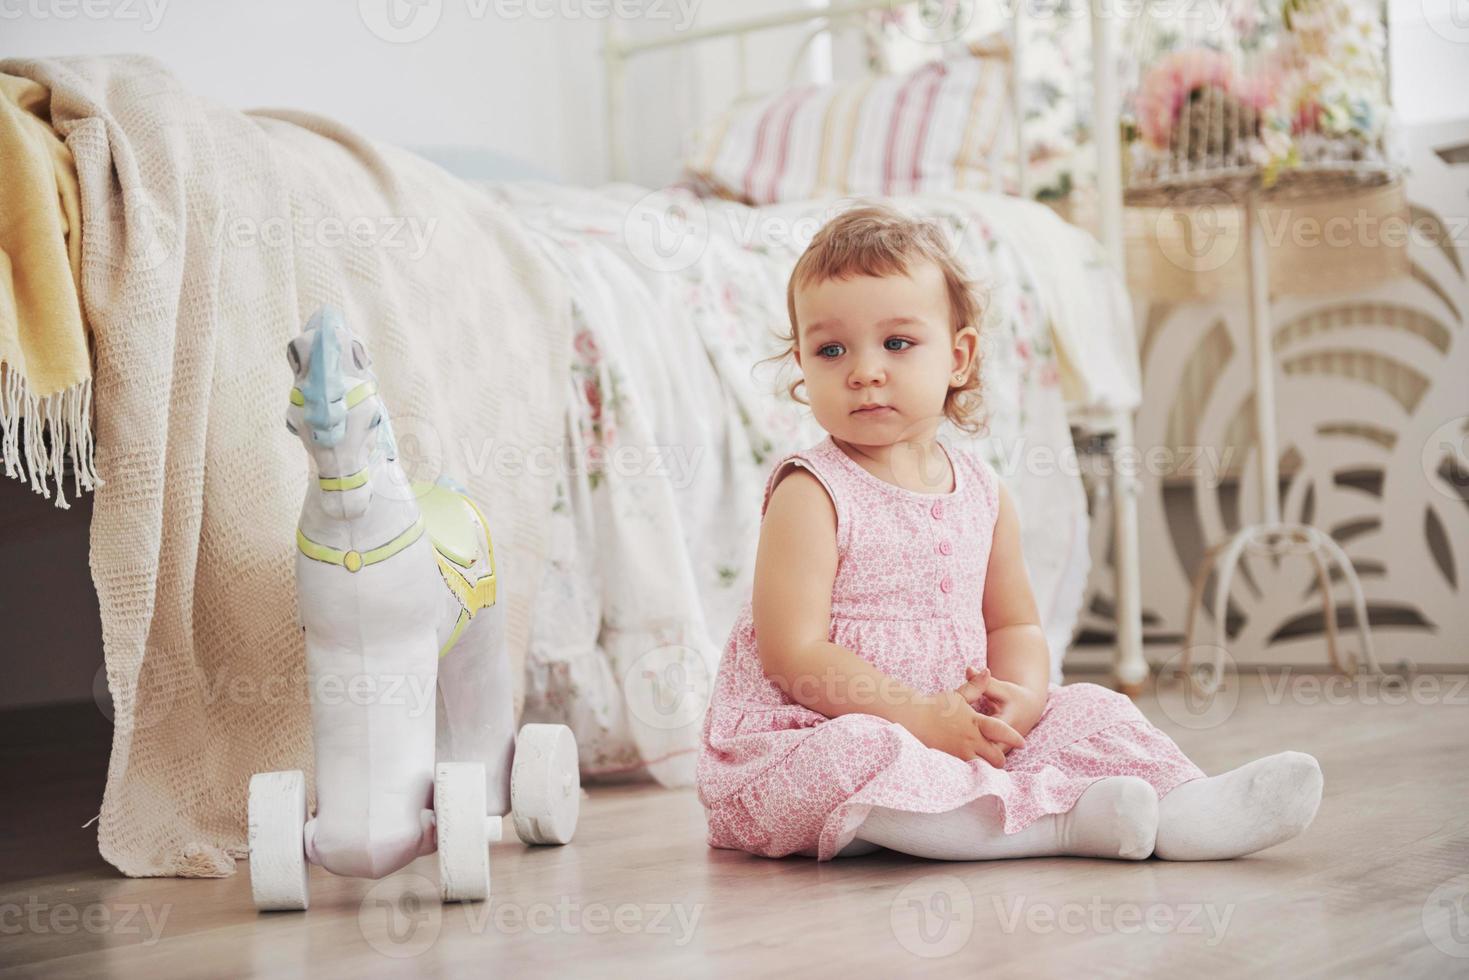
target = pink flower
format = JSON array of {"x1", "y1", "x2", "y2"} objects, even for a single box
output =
[
  {"x1": 1135, "y1": 48, "x2": 1237, "y2": 149},
  {"x1": 574, "y1": 330, "x2": 600, "y2": 364},
  {"x1": 584, "y1": 377, "x2": 603, "y2": 422}
]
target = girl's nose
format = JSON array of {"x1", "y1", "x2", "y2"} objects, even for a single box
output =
[{"x1": 849, "y1": 357, "x2": 884, "y2": 387}]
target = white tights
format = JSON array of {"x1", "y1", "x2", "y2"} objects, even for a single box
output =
[{"x1": 840, "y1": 752, "x2": 1323, "y2": 862}]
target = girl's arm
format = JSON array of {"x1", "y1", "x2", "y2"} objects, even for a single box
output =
[
  {"x1": 752, "y1": 465, "x2": 1023, "y2": 765},
  {"x1": 979, "y1": 482, "x2": 1050, "y2": 735}
]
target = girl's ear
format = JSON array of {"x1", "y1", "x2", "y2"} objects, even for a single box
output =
[{"x1": 952, "y1": 325, "x2": 979, "y2": 376}]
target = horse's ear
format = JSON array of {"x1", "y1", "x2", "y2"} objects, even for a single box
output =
[
  {"x1": 286, "y1": 339, "x2": 302, "y2": 375},
  {"x1": 350, "y1": 338, "x2": 371, "y2": 372}
]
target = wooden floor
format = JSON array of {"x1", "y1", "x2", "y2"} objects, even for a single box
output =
[{"x1": 2, "y1": 669, "x2": 1466, "y2": 978}]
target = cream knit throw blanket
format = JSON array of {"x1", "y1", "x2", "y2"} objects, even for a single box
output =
[{"x1": 0, "y1": 55, "x2": 572, "y2": 878}]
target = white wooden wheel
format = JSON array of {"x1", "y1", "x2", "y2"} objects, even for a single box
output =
[
  {"x1": 248, "y1": 770, "x2": 310, "y2": 912},
  {"x1": 511, "y1": 723, "x2": 580, "y2": 846},
  {"x1": 435, "y1": 761, "x2": 490, "y2": 902}
]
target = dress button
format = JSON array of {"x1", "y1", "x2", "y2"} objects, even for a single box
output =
[
  {"x1": 930, "y1": 501, "x2": 944, "y2": 520},
  {"x1": 939, "y1": 576, "x2": 953, "y2": 593},
  {"x1": 938, "y1": 540, "x2": 952, "y2": 556}
]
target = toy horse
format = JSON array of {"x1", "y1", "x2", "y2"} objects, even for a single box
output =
[{"x1": 247, "y1": 307, "x2": 580, "y2": 910}]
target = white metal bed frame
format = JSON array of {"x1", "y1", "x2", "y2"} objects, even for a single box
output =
[{"x1": 602, "y1": 0, "x2": 1149, "y2": 695}]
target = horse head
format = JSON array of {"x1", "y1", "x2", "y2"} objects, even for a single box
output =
[{"x1": 285, "y1": 306, "x2": 399, "y2": 520}]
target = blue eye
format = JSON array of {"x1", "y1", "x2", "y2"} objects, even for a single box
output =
[
  {"x1": 817, "y1": 343, "x2": 844, "y2": 358},
  {"x1": 885, "y1": 337, "x2": 914, "y2": 351}
]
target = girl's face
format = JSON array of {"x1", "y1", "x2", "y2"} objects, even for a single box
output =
[{"x1": 793, "y1": 260, "x2": 978, "y2": 448}]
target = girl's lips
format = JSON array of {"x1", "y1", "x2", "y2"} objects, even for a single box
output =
[{"x1": 853, "y1": 405, "x2": 893, "y2": 415}]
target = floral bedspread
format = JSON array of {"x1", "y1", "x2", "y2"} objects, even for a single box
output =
[{"x1": 481, "y1": 182, "x2": 1101, "y2": 787}]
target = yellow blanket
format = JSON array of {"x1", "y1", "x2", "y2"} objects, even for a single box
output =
[{"x1": 0, "y1": 72, "x2": 96, "y2": 507}]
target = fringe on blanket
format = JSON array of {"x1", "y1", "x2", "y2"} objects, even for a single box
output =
[{"x1": 0, "y1": 366, "x2": 101, "y2": 509}]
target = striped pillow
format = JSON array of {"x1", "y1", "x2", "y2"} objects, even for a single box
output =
[{"x1": 681, "y1": 51, "x2": 1016, "y2": 206}]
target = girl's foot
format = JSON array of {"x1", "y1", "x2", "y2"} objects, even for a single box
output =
[{"x1": 1154, "y1": 751, "x2": 1324, "y2": 861}]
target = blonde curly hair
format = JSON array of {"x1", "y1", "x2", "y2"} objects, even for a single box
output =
[{"x1": 760, "y1": 202, "x2": 991, "y2": 436}]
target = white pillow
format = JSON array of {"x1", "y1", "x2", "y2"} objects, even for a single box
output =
[{"x1": 681, "y1": 47, "x2": 1017, "y2": 205}]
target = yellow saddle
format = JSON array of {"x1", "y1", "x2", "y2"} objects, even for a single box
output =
[{"x1": 412, "y1": 479, "x2": 497, "y2": 657}]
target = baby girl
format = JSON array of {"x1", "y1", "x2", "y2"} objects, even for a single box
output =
[{"x1": 694, "y1": 203, "x2": 1323, "y2": 862}]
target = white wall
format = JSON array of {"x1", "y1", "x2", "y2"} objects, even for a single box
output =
[
  {"x1": 1, "y1": 0, "x2": 613, "y2": 183},
  {"x1": 1388, "y1": 0, "x2": 1469, "y2": 126},
  {"x1": 0, "y1": 0, "x2": 807, "y2": 188}
]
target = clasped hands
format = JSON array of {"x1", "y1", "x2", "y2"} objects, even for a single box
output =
[{"x1": 896, "y1": 666, "x2": 1047, "y2": 768}]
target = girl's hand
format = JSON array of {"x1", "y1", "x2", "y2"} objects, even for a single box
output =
[
  {"x1": 895, "y1": 686, "x2": 1026, "y2": 768},
  {"x1": 957, "y1": 666, "x2": 1046, "y2": 752}
]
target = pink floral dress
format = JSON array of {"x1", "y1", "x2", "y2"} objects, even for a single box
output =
[{"x1": 695, "y1": 434, "x2": 1206, "y2": 861}]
